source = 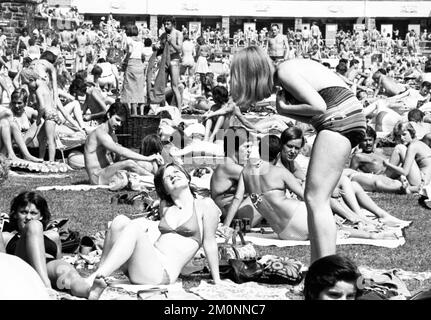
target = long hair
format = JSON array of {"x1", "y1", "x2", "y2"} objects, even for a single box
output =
[
  {"x1": 9, "y1": 191, "x2": 51, "y2": 231},
  {"x1": 230, "y1": 46, "x2": 274, "y2": 108},
  {"x1": 140, "y1": 134, "x2": 163, "y2": 156},
  {"x1": 392, "y1": 121, "x2": 416, "y2": 143}
]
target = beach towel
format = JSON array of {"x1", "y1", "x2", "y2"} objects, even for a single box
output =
[
  {"x1": 189, "y1": 279, "x2": 303, "y2": 300},
  {"x1": 36, "y1": 185, "x2": 111, "y2": 191},
  {"x1": 240, "y1": 231, "x2": 406, "y2": 249},
  {"x1": 147, "y1": 39, "x2": 170, "y2": 105}
]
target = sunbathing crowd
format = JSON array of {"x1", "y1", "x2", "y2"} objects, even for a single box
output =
[{"x1": 1, "y1": 15, "x2": 431, "y2": 300}]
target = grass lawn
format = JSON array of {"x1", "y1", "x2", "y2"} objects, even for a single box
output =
[{"x1": 1, "y1": 167, "x2": 431, "y2": 295}]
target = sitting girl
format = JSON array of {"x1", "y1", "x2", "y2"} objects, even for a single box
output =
[
  {"x1": 2, "y1": 191, "x2": 100, "y2": 298},
  {"x1": 86, "y1": 163, "x2": 222, "y2": 299},
  {"x1": 203, "y1": 85, "x2": 229, "y2": 142}
]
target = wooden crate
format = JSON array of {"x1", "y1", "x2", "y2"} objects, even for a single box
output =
[{"x1": 116, "y1": 115, "x2": 161, "y2": 149}]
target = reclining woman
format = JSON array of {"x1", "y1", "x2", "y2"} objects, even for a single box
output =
[
  {"x1": 278, "y1": 126, "x2": 409, "y2": 228},
  {"x1": 86, "y1": 163, "x2": 222, "y2": 299},
  {"x1": 382, "y1": 121, "x2": 431, "y2": 193},
  {"x1": 222, "y1": 135, "x2": 399, "y2": 241},
  {"x1": 1, "y1": 191, "x2": 101, "y2": 298}
]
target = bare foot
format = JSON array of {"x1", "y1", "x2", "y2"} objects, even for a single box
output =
[
  {"x1": 370, "y1": 231, "x2": 399, "y2": 240},
  {"x1": 87, "y1": 276, "x2": 108, "y2": 300},
  {"x1": 379, "y1": 215, "x2": 411, "y2": 228},
  {"x1": 24, "y1": 155, "x2": 44, "y2": 163}
]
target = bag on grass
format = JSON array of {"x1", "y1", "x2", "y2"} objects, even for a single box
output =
[
  {"x1": 60, "y1": 229, "x2": 81, "y2": 254},
  {"x1": 228, "y1": 259, "x2": 263, "y2": 284},
  {"x1": 218, "y1": 231, "x2": 257, "y2": 266},
  {"x1": 259, "y1": 255, "x2": 304, "y2": 285}
]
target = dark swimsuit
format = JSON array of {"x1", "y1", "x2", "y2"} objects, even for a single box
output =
[
  {"x1": 310, "y1": 86, "x2": 366, "y2": 148},
  {"x1": 6, "y1": 233, "x2": 58, "y2": 263}
]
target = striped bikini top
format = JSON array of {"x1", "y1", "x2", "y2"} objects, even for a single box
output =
[{"x1": 158, "y1": 201, "x2": 202, "y2": 246}]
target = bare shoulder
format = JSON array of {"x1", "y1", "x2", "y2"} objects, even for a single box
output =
[{"x1": 198, "y1": 198, "x2": 221, "y2": 217}]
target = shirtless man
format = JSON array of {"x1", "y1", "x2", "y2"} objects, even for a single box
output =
[
  {"x1": 84, "y1": 102, "x2": 164, "y2": 185},
  {"x1": 75, "y1": 28, "x2": 88, "y2": 72},
  {"x1": 373, "y1": 68, "x2": 409, "y2": 98},
  {"x1": 267, "y1": 24, "x2": 288, "y2": 66},
  {"x1": 346, "y1": 126, "x2": 409, "y2": 193},
  {"x1": 160, "y1": 17, "x2": 183, "y2": 111}
]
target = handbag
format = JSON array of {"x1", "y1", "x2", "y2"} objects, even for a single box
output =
[
  {"x1": 228, "y1": 259, "x2": 263, "y2": 284},
  {"x1": 218, "y1": 231, "x2": 257, "y2": 266}
]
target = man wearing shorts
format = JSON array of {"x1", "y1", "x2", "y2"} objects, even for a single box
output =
[{"x1": 267, "y1": 24, "x2": 288, "y2": 66}]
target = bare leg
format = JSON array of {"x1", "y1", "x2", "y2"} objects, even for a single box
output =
[
  {"x1": 9, "y1": 121, "x2": 43, "y2": 162},
  {"x1": 208, "y1": 116, "x2": 226, "y2": 143},
  {"x1": 88, "y1": 220, "x2": 167, "y2": 299},
  {"x1": 169, "y1": 61, "x2": 182, "y2": 111},
  {"x1": 47, "y1": 260, "x2": 105, "y2": 298},
  {"x1": 305, "y1": 130, "x2": 352, "y2": 263},
  {"x1": 15, "y1": 220, "x2": 52, "y2": 287},
  {"x1": 99, "y1": 215, "x2": 131, "y2": 266},
  {"x1": 64, "y1": 100, "x2": 86, "y2": 129},
  {"x1": 0, "y1": 118, "x2": 20, "y2": 160},
  {"x1": 204, "y1": 119, "x2": 213, "y2": 142},
  {"x1": 44, "y1": 120, "x2": 57, "y2": 162}
]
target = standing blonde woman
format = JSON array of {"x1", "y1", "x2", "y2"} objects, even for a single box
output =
[{"x1": 229, "y1": 46, "x2": 366, "y2": 262}]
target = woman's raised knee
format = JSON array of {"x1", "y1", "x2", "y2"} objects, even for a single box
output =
[
  {"x1": 110, "y1": 215, "x2": 131, "y2": 233},
  {"x1": 24, "y1": 220, "x2": 44, "y2": 236}
]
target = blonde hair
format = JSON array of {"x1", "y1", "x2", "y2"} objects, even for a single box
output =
[
  {"x1": 19, "y1": 68, "x2": 40, "y2": 84},
  {"x1": 392, "y1": 121, "x2": 416, "y2": 143},
  {"x1": 230, "y1": 46, "x2": 274, "y2": 107}
]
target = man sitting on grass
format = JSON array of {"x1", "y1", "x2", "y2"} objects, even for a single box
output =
[{"x1": 84, "y1": 102, "x2": 164, "y2": 185}]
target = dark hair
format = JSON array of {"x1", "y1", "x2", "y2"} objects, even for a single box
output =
[
  {"x1": 216, "y1": 74, "x2": 227, "y2": 84},
  {"x1": 22, "y1": 57, "x2": 32, "y2": 67},
  {"x1": 259, "y1": 135, "x2": 281, "y2": 162},
  {"x1": 40, "y1": 50, "x2": 57, "y2": 64},
  {"x1": 350, "y1": 59, "x2": 359, "y2": 67},
  {"x1": 9, "y1": 191, "x2": 51, "y2": 231},
  {"x1": 212, "y1": 85, "x2": 229, "y2": 105},
  {"x1": 424, "y1": 62, "x2": 431, "y2": 73},
  {"x1": 154, "y1": 163, "x2": 192, "y2": 205},
  {"x1": 421, "y1": 81, "x2": 431, "y2": 90},
  {"x1": 140, "y1": 134, "x2": 163, "y2": 156},
  {"x1": 377, "y1": 68, "x2": 387, "y2": 75},
  {"x1": 69, "y1": 77, "x2": 88, "y2": 96},
  {"x1": 408, "y1": 109, "x2": 424, "y2": 122},
  {"x1": 196, "y1": 36, "x2": 205, "y2": 46},
  {"x1": 91, "y1": 64, "x2": 103, "y2": 77},
  {"x1": 322, "y1": 62, "x2": 331, "y2": 68},
  {"x1": 97, "y1": 58, "x2": 106, "y2": 63},
  {"x1": 144, "y1": 38, "x2": 152, "y2": 47},
  {"x1": 365, "y1": 125, "x2": 377, "y2": 141},
  {"x1": 107, "y1": 101, "x2": 129, "y2": 119},
  {"x1": 28, "y1": 38, "x2": 35, "y2": 46},
  {"x1": 51, "y1": 38, "x2": 59, "y2": 47},
  {"x1": 125, "y1": 24, "x2": 139, "y2": 37},
  {"x1": 303, "y1": 255, "x2": 361, "y2": 300},
  {"x1": 162, "y1": 16, "x2": 176, "y2": 25},
  {"x1": 336, "y1": 62, "x2": 348, "y2": 75},
  {"x1": 280, "y1": 126, "x2": 305, "y2": 147}
]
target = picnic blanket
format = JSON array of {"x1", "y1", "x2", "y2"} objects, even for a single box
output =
[
  {"x1": 189, "y1": 279, "x2": 303, "y2": 300},
  {"x1": 241, "y1": 230, "x2": 406, "y2": 248},
  {"x1": 36, "y1": 185, "x2": 111, "y2": 191}
]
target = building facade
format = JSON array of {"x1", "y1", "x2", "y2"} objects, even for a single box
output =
[{"x1": 72, "y1": 0, "x2": 431, "y2": 38}]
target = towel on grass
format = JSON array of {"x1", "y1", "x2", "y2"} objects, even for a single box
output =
[
  {"x1": 242, "y1": 231, "x2": 406, "y2": 249},
  {"x1": 189, "y1": 279, "x2": 303, "y2": 300},
  {"x1": 36, "y1": 185, "x2": 111, "y2": 191}
]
